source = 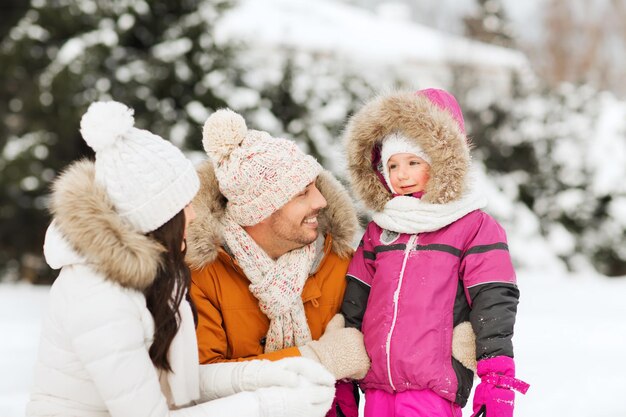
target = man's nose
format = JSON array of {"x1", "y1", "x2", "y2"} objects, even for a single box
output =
[{"x1": 311, "y1": 184, "x2": 327, "y2": 210}]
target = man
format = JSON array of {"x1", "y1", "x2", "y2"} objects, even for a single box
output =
[{"x1": 186, "y1": 110, "x2": 370, "y2": 417}]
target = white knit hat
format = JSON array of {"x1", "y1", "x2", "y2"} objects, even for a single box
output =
[
  {"x1": 202, "y1": 109, "x2": 322, "y2": 226},
  {"x1": 80, "y1": 101, "x2": 199, "y2": 233},
  {"x1": 381, "y1": 132, "x2": 432, "y2": 192}
]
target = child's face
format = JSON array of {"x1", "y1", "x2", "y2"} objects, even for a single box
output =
[{"x1": 387, "y1": 153, "x2": 431, "y2": 195}]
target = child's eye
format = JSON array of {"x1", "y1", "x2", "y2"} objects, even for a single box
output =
[
  {"x1": 388, "y1": 164, "x2": 397, "y2": 170},
  {"x1": 410, "y1": 160, "x2": 420, "y2": 166}
]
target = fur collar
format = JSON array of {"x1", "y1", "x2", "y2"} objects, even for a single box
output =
[
  {"x1": 49, "y1": 159, "x2": 164, "y2": 290},
  {"x1": 344, "y1": 91, "x2": 471, "y2": 211},
  {"x1": 186, "y1": 160, "x2": 358, "y2": 270}
]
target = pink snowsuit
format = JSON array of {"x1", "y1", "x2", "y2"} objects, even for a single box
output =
[
  {"x1": 341, "y1": 89, "x2": 521, "y2": 416},
  {"x1": 347, "y1": 210, "x2": 516, "y2": 415}
]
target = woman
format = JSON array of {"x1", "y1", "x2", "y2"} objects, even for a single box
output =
[{"x1": 26, "y1": 101, "x2": 335, "y2": 417}]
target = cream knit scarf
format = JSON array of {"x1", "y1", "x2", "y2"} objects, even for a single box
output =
[
  {"x1": 373, "y1": 175, "x2": 488, "y2": 234},
  {"x1": 222, "y1": 212, "x2": 316, "y2": 353}
]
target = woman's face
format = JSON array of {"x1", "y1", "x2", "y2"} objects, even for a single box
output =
[{"x1": 182, "y1": 203, "x2": 196, "y2": 250}]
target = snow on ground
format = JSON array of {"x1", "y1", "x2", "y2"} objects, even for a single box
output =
[
  {"x1": 2, "y1": 270, "x2": 625, "y2": 417},
  {"x1": 513, "y1": 270, "x2": 626, "y2": 417},
  {"x1": 0, "y1": 284, "x2": 49, "y2": 417}
]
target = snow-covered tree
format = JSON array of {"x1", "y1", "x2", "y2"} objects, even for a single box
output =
[
  {"x1": 0, "y1": 0, "x2": 377, "y2": 282},
  {"x1": 464, "y1": 80, "x2": 626, "y2": 276},
  {"x1": 223, "y1": 50, "x2": 377, "y2": 173},
  {"x1": 0, "y1": 0, "x2": 239, "y2": 282}
]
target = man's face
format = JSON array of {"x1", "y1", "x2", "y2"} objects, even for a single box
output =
[{"x1": 267, "y1": 180, "x2": 327, "y2": 251}]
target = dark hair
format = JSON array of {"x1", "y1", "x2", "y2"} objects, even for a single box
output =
[{"x1": 144, "y1": 209, "x2": 196, "y2": 371}]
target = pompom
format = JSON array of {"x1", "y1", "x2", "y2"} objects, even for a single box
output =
[
  {"x1": 202, "y1": 109, "x2": 247, "y2": 163},
  {"x1": 80, "y1": 101, "x2": 135, "y2": 152}
]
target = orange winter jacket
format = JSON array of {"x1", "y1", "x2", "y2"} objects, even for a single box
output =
[
  {"x1": 185, "y1": 161, "x2": 358, "y2": 364},
  {"x1": 191, "y1": 235, "x2": 350, "y2": 363}
]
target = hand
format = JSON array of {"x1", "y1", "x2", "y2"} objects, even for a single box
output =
[
  {"x1": 299, "y1": 314, "x2": 370, "y2": 380},
  {"x1": 452, "y1": 321, "x2": 476, "y2": 372},
  {"x1": 256, "y1": 376, "x2": 335, "y2": 417},
  {"x1": 274, "y1": 356, "x2": 336, "y2": 387},
  {"x1": 471, "y1": 356, "x2": 529, "y2": 417}
]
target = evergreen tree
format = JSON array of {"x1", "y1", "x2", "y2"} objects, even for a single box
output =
[
  {"x1": 0, "y1": 0, "x2": 30, "y2": 40},
  {"x1": 0, "y1": 0, "x2": 237, "y2": 282},
  {"x1": 0, "y1": 0, "x2": 376, "y2": 283}
]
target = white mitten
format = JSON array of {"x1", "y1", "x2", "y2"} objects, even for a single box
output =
[
  {"x1": 198, "y1": 360, "x2": 298, "y2": 401},
  {"x1": 256, "y1": 375, "x2": 335, "y2": 417},
  {"x1": 299, "y1": 314, "x2": 370, "y2": 380},
  {"x1": 274, "y1": 356, "x2": 335, "y2": 387}
]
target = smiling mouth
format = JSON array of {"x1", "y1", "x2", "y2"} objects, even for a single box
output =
[{"x1": 303, "y1": 215, "x2": 318, "y2": 226}]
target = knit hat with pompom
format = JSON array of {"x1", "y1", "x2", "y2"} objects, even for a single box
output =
[
  {"x1": 202, "y1": 109, "x2": 322, "y2": 226},
  {"x1": 80, "y1": 101, "x2": 199, "y2": 233}
]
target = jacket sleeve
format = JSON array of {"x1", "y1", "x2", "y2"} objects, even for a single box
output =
[
  {"x1": 190, "y1": 269, "x2": 301, "y2": 364},
  {"x1": 459, "y1": 212, "x2": 519, "y2": 360},
  {"x1": 172, "y1": 392, "x2": 262, "y2": 417},
  {"x1": 468, "y1": 283, "x2": 519, "y2": 360},
  {"x1": 341, "y1": 224, "x2": 376, "y2": 330}
]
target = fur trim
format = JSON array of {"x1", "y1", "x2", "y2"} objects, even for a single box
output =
[
  {"x1": 185, "y1": 161, "x2": 227, "y2": 270},
  {"x1": 186, "y1": 161, "x2": 357, "y2": 270},
  {"x1": 344, "y1": 91, "x2": 470, "y2": 211},
  {"x1": 315, "y1": 171, "x2": 357, "y2": 259},
  {"x1": 452, "y1": 321, "x2": 477, "y2": 372},
  {"x1": 50, "y1": 160, "x2": 165, "y2": 290}
]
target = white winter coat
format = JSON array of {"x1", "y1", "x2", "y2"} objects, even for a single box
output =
[{"x1": 26, "y1": 160, "x2": 264, "y2": 417}]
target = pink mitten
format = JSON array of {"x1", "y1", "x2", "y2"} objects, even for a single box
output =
[{"x1": 471, "y1": 356, "x2": 529, "y2": 417}]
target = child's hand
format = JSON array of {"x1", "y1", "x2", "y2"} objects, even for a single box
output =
[{"x1": 471, "y1": 356, "x2": 529, "y2": 417}]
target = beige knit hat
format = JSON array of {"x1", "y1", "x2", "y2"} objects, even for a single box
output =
[{"x1": 202, "y1": 109, "x2": 322, "y2": 226}]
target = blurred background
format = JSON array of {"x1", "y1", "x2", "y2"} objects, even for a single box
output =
[{"x1": 1, "y1": 0, "x2": 625, "y2": 416}]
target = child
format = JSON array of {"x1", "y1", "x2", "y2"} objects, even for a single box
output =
[{"x1": 341, "y1": 89, "x2": 529, "y2": 417}]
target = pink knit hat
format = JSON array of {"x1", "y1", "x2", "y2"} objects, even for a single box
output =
[{"x1": 202, "y1": 109, "x2": 322, "y2": 226}]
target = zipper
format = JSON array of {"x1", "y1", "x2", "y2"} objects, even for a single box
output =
[{"x1": 385, "y1": 234, "x2": 417, "y2": 391}]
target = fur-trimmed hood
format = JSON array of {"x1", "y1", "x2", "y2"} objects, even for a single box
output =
[
  {"x1": 45, "y1": 159, "x2": 164, "y2": 290},
  {"x1": 344, "y1": 90, "x2": 471, "y2": 211},
  {"x1": 186, "y1": 160, "x2": 358, "y2": 270}
]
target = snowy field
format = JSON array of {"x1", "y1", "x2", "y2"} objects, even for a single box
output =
[{"x1": 2, "y1": 270, "x2": 626, "y2": 417}]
